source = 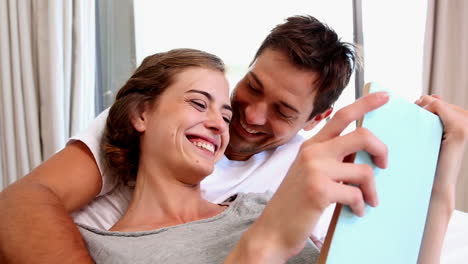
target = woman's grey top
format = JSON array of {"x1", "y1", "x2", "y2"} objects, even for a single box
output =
[{"x1": 78, "y1": 192, "x2": 320, "y2": 264}]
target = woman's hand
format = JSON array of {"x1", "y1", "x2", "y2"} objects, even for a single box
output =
[
  {"x1": 416, "y1": 95, "x2": 468, "y2": 202},
  {"x1": 416, "y1": 95, "x2": 468, "y2": 264}
]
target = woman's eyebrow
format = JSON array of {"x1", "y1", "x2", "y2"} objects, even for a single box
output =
[
  {"x1": 186, "y1": 89, "x2": 232, "y2": 112},
  {"x1": 186, "y1": 89, "x2": 211, "y2": 99}
]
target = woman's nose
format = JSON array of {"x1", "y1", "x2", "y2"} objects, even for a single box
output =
[{"x1": 205, "y1": 111, "x2": 228, "y2": 134}]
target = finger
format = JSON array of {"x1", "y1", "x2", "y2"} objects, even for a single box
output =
[
  {"x1": 423, "y1": 100, "x2": 453, "y2": 129},
  {"x1": 331, "y1": 183, "x2": 366, "y2": 217},
  {"x1": 423, "y1": 98, "x2": 467, "y2": 117},
  {"x1": 416, "y1": 95, "x2": 460, "y2": 118},
  {"x1": 431, "y1": 94, "x2": 442, "y2": 99},
  {"x1": 414, "y1": 95, "x2": 424, "y2": 105},
  {"x1": 422, "y1": 99, "x2": 444, "y2": 115},
  {"x1": 330, "y1": 163, "x2": 379, "y2": 207},
  {"x1": 313, "y1": 92, "x2": 389, "y2": 142},
  {"x1": 416, "y1": 95, "x2": 437, "y2": 108},
  {"x1": 331, "y1": 127, "x2": 388, "y2": 169}
]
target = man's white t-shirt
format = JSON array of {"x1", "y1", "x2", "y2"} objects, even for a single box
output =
[{"x1": 70, "y1": 109, "x2": 335, "y2": 240}]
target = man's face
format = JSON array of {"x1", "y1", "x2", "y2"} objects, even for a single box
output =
[{"x1": 226, "y1": 48, "x2": 330, "y2": 160}]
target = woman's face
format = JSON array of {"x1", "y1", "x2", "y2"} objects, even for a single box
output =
[{"x1": 135, "y1": 67, "x2": 231, "y2": 184}]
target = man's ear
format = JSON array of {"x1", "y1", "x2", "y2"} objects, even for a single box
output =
[
  {"x1": 303, "y1": 108, "x2": 333, "y2": 131},
  {"x1": 130, "y1": 105, "x2": 148, "y2": 133}
]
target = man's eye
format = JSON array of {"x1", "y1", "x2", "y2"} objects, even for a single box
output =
[
  {"x1": 277, "y1": 107, "x2": 294, "y2": 120},
  {"x1": 279, "y1": 112, "x2": 292, "y2": 119},
  {"x1": 191, "y1": 100, "x2": 207, "y2": 110},
  {"x1": 247, "y1": 81, "x2": 260, "y2": 94}
]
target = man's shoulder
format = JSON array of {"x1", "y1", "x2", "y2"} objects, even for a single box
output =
[
  {"x1": 281, "y1": 134, "x2": 306, "y2": 147},
  {"x1": 271, "y1": 134, "x2": 306, "y2": 156}
]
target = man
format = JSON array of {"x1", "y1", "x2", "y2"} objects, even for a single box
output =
[{"x1": 0, "y1": 15, "x2": 393, "y2": 263}]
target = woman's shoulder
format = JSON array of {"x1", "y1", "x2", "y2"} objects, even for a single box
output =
[{"x1": 222, "y1": 191, "x2": 273, "y2": 218}]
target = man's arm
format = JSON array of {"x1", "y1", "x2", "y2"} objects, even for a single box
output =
[
  {"x1": 0, "y1": 141, "x2": 102, "y2": 263},
  {"x1": 226, "y1": 93, "x2": 468, "y2": 264}
]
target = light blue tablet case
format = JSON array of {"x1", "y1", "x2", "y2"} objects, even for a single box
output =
[{"x1": 322, "y1": 83, "x2": 443, "y2": 263}]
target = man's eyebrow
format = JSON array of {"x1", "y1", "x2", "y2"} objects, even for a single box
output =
[
  {"x1": 249, "y1": 72, "x2": 299, "y2": 114},
  {"x1": 186, "y1": 89, "x2": 233, "y2": 112},
  {"x1": 249, "y1": 72, "x2": 264, "y2": 90}
]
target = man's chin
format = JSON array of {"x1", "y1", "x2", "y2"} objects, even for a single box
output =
[
  {"x1": 229, "y1": 133, "x2": 256, "y2": 150},
  {"x1": 225, "y1": 141, "x2": 259, "y2": 161}
]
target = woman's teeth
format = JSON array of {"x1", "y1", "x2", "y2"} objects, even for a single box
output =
[{"x1": 193, "y1": 141, "x2": 215, "y2": 153}]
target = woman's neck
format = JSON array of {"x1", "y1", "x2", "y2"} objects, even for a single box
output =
[{"x1": 110, "y1": 162, "x2": 224, "y2": 232}]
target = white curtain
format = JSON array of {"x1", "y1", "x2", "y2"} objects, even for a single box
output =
[
  {"x1": 0, "y1": 0, "x2": 95, "y2": 190},
  {"x1": 423, "y1": 0, "x2": 468, "y2": 213}
]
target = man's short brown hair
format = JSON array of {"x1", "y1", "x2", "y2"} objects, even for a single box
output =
[{"x1": 253, "y1": 15, "x2": 357, "y2": 119}]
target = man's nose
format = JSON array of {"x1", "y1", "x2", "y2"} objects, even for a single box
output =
[{"x1": 244, "y1": 101, "x2": 267, "y2": 125}]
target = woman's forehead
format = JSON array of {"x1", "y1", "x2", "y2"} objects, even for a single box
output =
[{"x1": 170, "y1": 68, "x2": 230, "y2": 101}]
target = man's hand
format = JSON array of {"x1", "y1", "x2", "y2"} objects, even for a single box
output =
[{"x1": 226, "y1": 91, "x2": 390, "y2": 263}]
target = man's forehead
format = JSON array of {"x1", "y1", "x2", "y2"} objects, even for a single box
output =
[
  {"x1": 252, "y1": 50, "x2": 318, "y2": 86},
  {"x1": 246, "y1": 70, "x2": 317, "y2": 117},
  {"x1": 248, "y1": 66, "x2": 318, "y2": 98}
]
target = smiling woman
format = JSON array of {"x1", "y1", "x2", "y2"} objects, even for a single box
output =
[
  {"x1": 101, "y1": 49, "x2": 230, "y2": 187},
  {"x1": 131, "y1": 68, "x2": 231, "y2": 184}
]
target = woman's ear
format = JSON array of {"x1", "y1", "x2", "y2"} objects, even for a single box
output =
[
  {"x1": 130, "y1": 104, "x2": 148, "y2": 132},
  {"x1": 303, "y1": 108, "x2": 333, "y2": 131}
]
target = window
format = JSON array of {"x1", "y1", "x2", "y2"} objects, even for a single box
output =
[{"x1": 362, "y1": 1, "x2": 428, "y2": 101}]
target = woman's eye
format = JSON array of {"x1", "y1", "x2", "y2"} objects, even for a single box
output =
[
  {"x1": 223, "y1": 116, "x2": 231, "y2": 124},
  {"x1": 191, "y1": 100, "x2": 207, "y2": 110}
]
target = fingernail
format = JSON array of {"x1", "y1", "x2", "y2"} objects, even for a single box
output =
[{"x1": 377, "y1": 91, "x2": 389, "y2": 99}]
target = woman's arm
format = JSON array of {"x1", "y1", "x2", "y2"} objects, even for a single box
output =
[
  {"x1": 416, "y1": 95, "x2": 468, "y2": 264},
  {"x1": 0, "y1": 141, "x2": 102, "y2": 263}
]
